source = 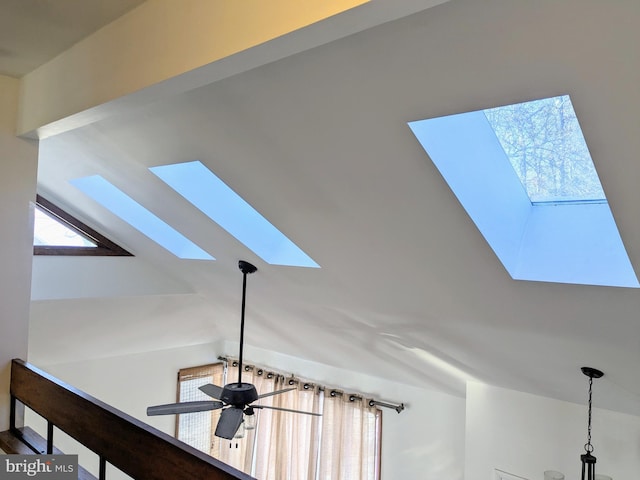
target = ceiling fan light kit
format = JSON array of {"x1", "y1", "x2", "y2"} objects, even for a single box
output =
[{"x1": 147, "y1": 260, "x2": 321, "y2": 440}]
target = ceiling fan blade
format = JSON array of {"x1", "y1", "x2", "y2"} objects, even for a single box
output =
[
  {"x1": 147, "y1": 400, "x2": 223, "y2": 416},
  {"x1": 251, "y1": 405, "x2": 322, "y2": 416},
  {"x1": 215, "y1": 407, "x2": 245, "y2": 440},
  {"x1": 199, "y1": 383, "x2": 225, "y2": 400},
  {"x1": 257, "y1": 387, "x2": 296, "y2": 399}
]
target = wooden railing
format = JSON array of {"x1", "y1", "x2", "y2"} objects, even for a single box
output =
[{"x1": 9, "y1": 359, "x2": 255, "y2": 480}]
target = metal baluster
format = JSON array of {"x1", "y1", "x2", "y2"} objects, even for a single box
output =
[
  {"x1": 46, "y1": 421, "x2": 54, "y2": 454},
  {"x1": 99, "y1": 456, "x2": 107, "y2": 480}
]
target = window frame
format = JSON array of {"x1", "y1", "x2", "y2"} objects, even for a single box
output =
[{"x1": 34, "y1": 195, "x2": 132, "y2": 257}]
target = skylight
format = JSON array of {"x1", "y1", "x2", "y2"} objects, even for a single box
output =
[
  {"x1": 34, "y1": 207, "x2": 96, "y2": 247},
  {"x1": 70, "y1": 175, "x2": 214, "y2": 260},
  {"x1": 408, "y1": 95, "x2": 639, "y2": 288},
  {"x1": 150, "y1": 161, "x2": 319, "y2": 268},
  {"x1": 483, "y1": 95, "x2": 605, "y2": 204}
]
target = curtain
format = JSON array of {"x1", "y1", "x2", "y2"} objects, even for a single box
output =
[
  {"x1": 317, "y1": 392, "x2": 381, "y2": 480},
  {"x1": 177, "y1": 360, "x2": 382, "y2": 480},
  {"x1": 253, "y1": 379, "x2": 321, "y2": 480},
  {"x1": 212, "y1": 362, "x2": 276, "y2": 472}
]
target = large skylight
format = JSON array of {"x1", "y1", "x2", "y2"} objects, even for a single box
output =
[
  {"x1": 483, "y1": 95, "x2": 605, "y2": 204},
  {"x1": 70, "y1": 175, "x2": 214, "y2": 260},
  {"x1": 150, "y1": 161, "x2": 319, "y2": 268},
  {"x1": 408, "y1": 95, "x2": 639, "y2": 288}
]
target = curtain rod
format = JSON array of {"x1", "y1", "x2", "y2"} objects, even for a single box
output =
[{"x1": 218, "y1": 356, "x2": 405, "y2": 414}]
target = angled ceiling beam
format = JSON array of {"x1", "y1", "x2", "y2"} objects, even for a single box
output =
[{"x1": 16, "y1": 0, "x2": 450, "y2": 139}]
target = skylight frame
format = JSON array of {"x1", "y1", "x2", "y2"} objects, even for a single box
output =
[{"x1": 34, "y1": 195, "x2": 132, "y2": 257}]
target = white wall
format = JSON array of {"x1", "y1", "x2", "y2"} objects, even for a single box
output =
[
  {"x1": 465, "y1": 382, "x2": 640, "y2": 480},
  {"x1": 0, "y1": 74, "x2": 38, "y2": 431},
  {"x1": 28, "y1": 341, "x2": 466, "y2": 479},
  {"x1": 31, "y1": 256, "x2": 194, "y2": 301}
]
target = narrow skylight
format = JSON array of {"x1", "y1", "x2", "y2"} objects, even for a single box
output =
[
  {"x1": 34, "y1": 207, "x2": 96, "y2": 247},
  {"x1": 484, "y1": 95, "x2": 605, "y2": 204},
  {"x1": 150, "y1": 161, "x2": 319, "y2": 268},
  {"x1": 409, "y1": 95, "x2": 639, "y2": 288},
  {"x1": 70, "y1": 175, "x2": 214, "y2": 260}
]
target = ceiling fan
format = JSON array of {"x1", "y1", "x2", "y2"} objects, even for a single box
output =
[{"x1": 147, "y1": 260, "x2": 321, "y2": 440}]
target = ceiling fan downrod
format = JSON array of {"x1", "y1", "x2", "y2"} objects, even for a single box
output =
[
  {"x1": 237, "y1": 260, "x2": 257, "y2": 386},
  {"x1": 147, "y1": 259, "x2": 321, "y2": 440}
]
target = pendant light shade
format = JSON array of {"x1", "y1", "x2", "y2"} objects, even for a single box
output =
[
  {"x1": 580, "y1": 367, "x2": 603, "y2": 480},
  {"x1": 244, "y1": 406, "x2": 257, "y2": 430},
  {"x1": 581, "y1": 452, "x2": 596, "y2": 480},
  {"x1": 233, "y1": 422, "x2": 245, "y2": 439}
]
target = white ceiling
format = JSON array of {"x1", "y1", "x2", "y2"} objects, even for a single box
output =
[{"x1": 26, "y1": 0, "x2": 640, "y2": 416}]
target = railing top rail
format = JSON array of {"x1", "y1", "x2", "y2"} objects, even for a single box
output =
[{"x1": 10, "y1": 358, "x2": 254, "y2": 480}]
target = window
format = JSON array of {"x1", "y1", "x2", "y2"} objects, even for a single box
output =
[
  {"x1": 34, "y1": 195, "x2": 132, "y2": 256},
  {"x1": 176, "y1": 364, "x2": 225, "y2": 453},
  {"x1": 176, "y1": 361, "x2": 382, "y2": 480}
]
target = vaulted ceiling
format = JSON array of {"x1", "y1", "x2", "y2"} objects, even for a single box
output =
[{"x1": 17, "y1": 0, "x2": 640, "y2": 416}]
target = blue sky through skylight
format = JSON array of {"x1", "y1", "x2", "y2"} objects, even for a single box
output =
[
  {"x1": 483, "y1": 95, "x2": 605, "y2": 204},
  {"x1": 408, "y1": 95, "x2": 639, "y2": 288},
  {"x1": 150, "y1": 161, "x2": 319, "y2": 268},
  {"x1": 70, "y1": 175, "x2": 214, "y2": 260}
]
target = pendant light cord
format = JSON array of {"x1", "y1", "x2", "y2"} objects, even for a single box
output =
[
  {"x1": 585, "y1": 374, "x2": 594, "y2": 453},
  {"x1": 579, "y1": 367, "x2": 602, "y2": 480}
]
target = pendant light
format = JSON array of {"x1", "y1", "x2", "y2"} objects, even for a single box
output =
[
  {"x1": 244, "y1": 407, "x2": 257, "y2": 430},
  {"x1": 580, "y1": 367, "x2": 603, "y2": 480}
]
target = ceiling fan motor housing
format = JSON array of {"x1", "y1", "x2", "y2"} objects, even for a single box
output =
[{"x1": 221, "y1": 383, "x2": 259, "y2": 406}]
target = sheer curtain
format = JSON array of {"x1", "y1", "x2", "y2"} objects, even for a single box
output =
[
  {"x1": 253, "y1": 379, "x2": 321, "y2": 480},
  {"x1": 212, "y1": 362, "x2": 276, "y2": 472},
  {"x1": 177, "y1": 360, "x2": 381, "y2": 480},
  {"x1": 318, "y1": 391, "x2": 381, "y2": 480}
]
